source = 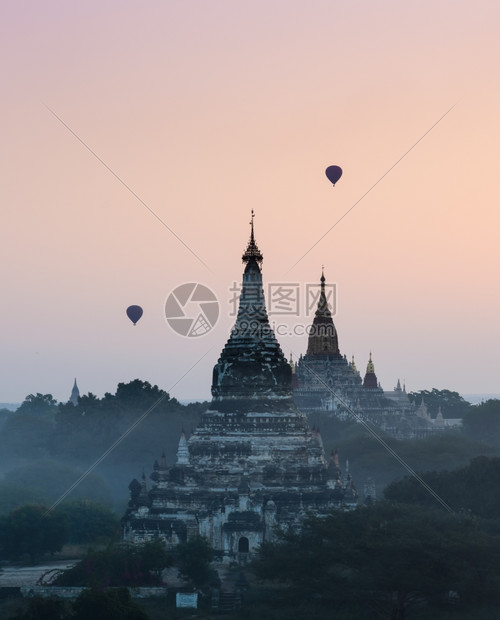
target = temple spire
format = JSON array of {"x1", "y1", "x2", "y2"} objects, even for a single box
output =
[
  {"x1": 211, "y1": 215, "x2": 292, "y2": 410},
  {"x1": 305, "y1": 269, "x2": 340, "y2": 358},
  {"x1": 176, "y1": 429, "x2": 190, "y2": 465},
  {"x1": 363, "y1": 352, "x2": 378, "y2": 389},
  {"x1": 69, "y1": 378, "x2": 80, "y2": 406},
  {"x1": 242, "y1": 210, "x2": 263, "y2": 264},
  {"x1": 318, "y1": 267, "x2": 328, "y2": 313}
]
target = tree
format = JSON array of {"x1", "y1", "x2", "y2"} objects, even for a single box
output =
[
  {"x1": 0, "y1": 504, "x2": 67, "y2": 562},
  {"x1": 73, "y1": 588, "x2": 150, "y2": 620},
  {"x1": 51, "y1": 380, "x2": 198, "y2": 467},
  {"x1": 0, "y1": 481, "x2": 46, "y2": 515},
  {"x1": 9, "y1": 596, "x2": 71, "y2": 620},
  {"x1": 9, "y1": 590, "x2": 150, "y2": 620},
  {"x1": 1, "y1": 460, "x2": 112, "y2": 507},
  {"x1": 385, "y1": 456, "x2": 500, "y2": 518},
  {"x1": 0, "y1": 407, "x2": 11, "y2": 431},
  {"x1": 16, "y1": 393, "x2": 58, "y2": 416},
  {"x1": 54, "y1": 500, "x2": 120, "y2": 544},
  {"x1": 462, "y1": 399, "x2": 500, "y2": 445},
  {"x1": 176, "y1": 535, "x2": 214, "y2": 588},
  {"x1": 114, "y1": 380, "x2": 169, "y2": 408},
  {"x1": 253, "y1": 503, "x2": 500, "y2": 619},
  {"x1": 53, "y1": 541, "x2": 171, "y2": 588},
  {"x1": 139, "y1": 538, "x2": 172, "y2": 581},
  {"x1": 407, "y1": 388, "x2": 472, "y2": 418},
  {"x1": 0, "y1": 413, "x2": 54, "y2": 460}
]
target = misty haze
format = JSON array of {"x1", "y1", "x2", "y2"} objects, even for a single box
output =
[{"x1": 2, "y1": 1, "x2": 500, "y2": 619}]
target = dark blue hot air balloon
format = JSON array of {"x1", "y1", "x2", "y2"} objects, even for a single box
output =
[
  {"x1": 126, "y1": 305, "x2": 143, "y2": 325},
  {"x1": 325, "y1": 165, "x2": 343, "y2": 186}
]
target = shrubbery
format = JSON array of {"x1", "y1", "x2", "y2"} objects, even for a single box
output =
[{"x1": 53, "y1": 540, "x2": 171, "y2": 588}]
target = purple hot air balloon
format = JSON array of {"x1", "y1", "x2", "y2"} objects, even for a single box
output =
[
  {"x1": 325, "y1": 165, "x2": 343, "y2": 186},
  {"x1": 126, "y1": 305, "x2": 143, "y2": 325}
]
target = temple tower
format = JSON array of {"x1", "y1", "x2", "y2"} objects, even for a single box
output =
[
  {"x1": 294, "y1": 271, "x2": 362, "y2": 413},
  {"x1": 211, "y1": 211, "x2": 293, "y2": 410},
  {"x1": 123, "y1": 215, "x2": 357, "y2": 559}
]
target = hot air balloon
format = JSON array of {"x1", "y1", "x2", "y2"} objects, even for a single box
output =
[
  {"x1": 325, "y1": 165, "x2": 343, "y2": 186},
  {"x1": 126, "y1": 305, "x2": 143, "y2": 325}
]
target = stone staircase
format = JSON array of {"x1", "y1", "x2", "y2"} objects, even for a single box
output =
[
  {"x1": 211, "y1": 569, "x2": 247, "y2": 613},
  {"x1": 218, "y1": 591, "x2": 240, "y2": 613}
]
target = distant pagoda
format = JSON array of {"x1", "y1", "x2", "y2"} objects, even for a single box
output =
[
  {"x1": 293, "y1": 271, "x2": 373, "y2": 414},
  {"x1": 292, "y1": 273, "x2": 445, "y2": 440},
  {"x1": 122, "y1": 214, "x2": 357, "y2": 560},
  {"x1": 69, "y1": 378, "x2": 80, "y2": 406}
]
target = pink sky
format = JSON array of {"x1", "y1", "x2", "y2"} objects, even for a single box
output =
[{"x1": 1, "y1": 1, "x2": 499, "y2": 403}]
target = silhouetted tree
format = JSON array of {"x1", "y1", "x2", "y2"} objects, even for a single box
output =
[
  {"x1": 16, "y1": 393, "x2": 58, "y2": 416},
  {"x1": 385, "y1": 456, "x2": 500, "y2": 518},
  {"x1": 0, "y1": 504, "x2": 67, "y2": 562},
  {"x1": 408, "y1": 388, "x2": 472, "y2": 418},
  {"x1": 0, "y1": 481, "x2": 46, "y2": 515},
  {"x1": 1, "y1": 460, "x2": 112, "y2": 507},
  {"x1": 139, "y1": 537, "x2": 172, "y2": 581},
  {"x1": 72, "y1": 587, "x2": 150, "y2": 620},
  {"x1": 54, "y1": 500, "x2": 120, "y2": 544},
  {"x1": 9, "y1": 596, "x2": 70, "y2": 620},
  {"x1": 253, "y1": 503, "x2": 500, "y2": 619},
  {"x1": 176, "y1": 535, "x2": 214, "y2": 588},
  {"x1": 462, "y1": 399, "x2": 500, "y2": 445},
  {"x1": 0, "y1": 413, "x2": 54, "y2": 459},
  {"x1": 54, "y1": 541, "x2": 171, "y2": 587}
]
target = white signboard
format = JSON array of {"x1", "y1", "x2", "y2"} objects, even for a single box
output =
[{"x1": 176, "y1": 592, "x2": 198, "y2": 608}]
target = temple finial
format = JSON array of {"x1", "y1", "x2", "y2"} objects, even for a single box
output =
[
  {"x1": 242, "y1": 210, "x2": 263, "y2": 264},
  {"x1": 317, "y1": 269, "x2": 328, "y2": 312}
]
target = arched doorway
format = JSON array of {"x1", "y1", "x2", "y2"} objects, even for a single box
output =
[{"x1": 238, "y1": 536, "x2": 249, "y2": 553}]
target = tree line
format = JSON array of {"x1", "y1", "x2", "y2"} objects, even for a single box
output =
[
  {"x1": 0, "y1": 501, "x2": 120, "y2": 563},
  {"x1": 252, "y1": 501, "x2": 500, "y2": 620},
  {"x1": 0, "y1": 380, "x2": 207, "y2": 467},
  {"x1": 0, "y1": 380, "x2": 208, "y2": 513}
]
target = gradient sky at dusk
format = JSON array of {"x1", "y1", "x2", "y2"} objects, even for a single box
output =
[{"x1": 2, "y1": 1, "x2": 499, "y2": 403}]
